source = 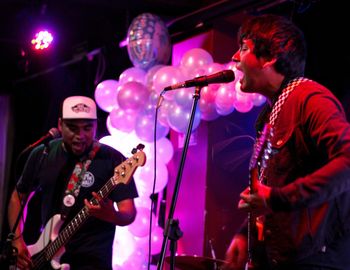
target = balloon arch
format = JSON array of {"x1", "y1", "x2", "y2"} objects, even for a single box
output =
[{"x1": 93, "y1": 13, "x2": 265, "y2": 269}]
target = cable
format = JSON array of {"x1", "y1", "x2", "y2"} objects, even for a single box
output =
[{"x1": 147, "y1": 92, "x2": 165, "y2": 269}]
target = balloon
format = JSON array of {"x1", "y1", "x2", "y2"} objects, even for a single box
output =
[
  {"x1": 215, "y1": 83, "x2": 236, "y2": 116},
  {"x1": 167, "y1": 104, "x2": 201, "y2": 134},
  {"x1": 198, "y1": 85, "x2": 219, "y2": 120},
  {"x1": 145, "y1": 64, "x2": 165, "y2": 91},
  {"x1": 206, "y1": 62, "x2": 225, "y2": 74},
  {"x1": 205, "y1": 63, "x2": 225, "y2": 91},
  {"x1": 135, "y1": 158, "x2": 169, "y2": 195},
  {"x1": 94, "y1": 79, "x2": 119, "y2": 112},
  {"x1": 119, "y1": 247, "x2": 147, "y2": 270},
  {"x1": 119, "y1": 67, "x2": 146, "y2": 85},
  {"x1": 106, "y1": 116, "x2": 127, "y2": 137},
  {"x1": 134, "y1": 225, "x2": 163, "y2": 255},
  {"x1": 142, "y1": 90, "x2": 159, "y2": 116},
  {"x1": 152, "y1": 66, "x2": 184, "y2": 98},
  {"x1": 134, "y1": 113, "x2": 169, "y2": 142},
  {"x1": 180, "y1": 48, "x2": 213, "y2": 76},
  {"x1": 234, "y1": 86, "x2": 254, "y2": 113},
  {"x1": 157, "y1": 99, "x2": 175, "y2": 127},
  {"x1": 127, "y1": 13, "x2": 171, "y2": 70},
  {"x1": 113, "y1": 226, "x2": 136, "y2": 266},
  {"x1": 128, "y1": 206, "x2": 156, "y2": 237},
  {"x1": 174, "y1": 87, "x2": 194, "y2": 109},
  {"x1": 117, "y1": 81, "x2": 150, "y2": 111},
  {"x1": 144, "y1": 137, "x2": 174, "y2": 164},
  {"x1": 252, "y1": 93, "x2": 267, "y2": 106},
  {"x1": 109, "y1": 107, "x2": 138, "y2": 133},
  {"x1": 135, "y1": 196, "x2": 152, "y2": 209}
]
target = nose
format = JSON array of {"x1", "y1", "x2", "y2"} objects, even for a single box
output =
[{"x1": 231, "y1": 50, "x2": 240, "y2": 63}]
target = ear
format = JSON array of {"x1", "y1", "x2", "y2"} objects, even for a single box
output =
[
  {"x1": 262, "y1": 57, "x2": 277, "y2": 68},
  {"x1": 58, "y1": 118, "x2": 63, "y2": 132}
]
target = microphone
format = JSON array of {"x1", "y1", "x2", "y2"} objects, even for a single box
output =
[
  {"x1": 163, "y1": 69, "x2": 235, "y2": 91},
  {"x1": 26, "y1": 128, "x2": 61, "y2": 150}
]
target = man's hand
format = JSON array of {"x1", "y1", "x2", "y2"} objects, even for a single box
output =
[
  {"x1": 238, "y1": 182, "x2": 272, "y2": 215},
  {"x1": 224, "y1": 234, "x2": 248, "y2": 270},
  {"x1": 84, "y1": 192, "x2": 136, "y2": 226},
  {"x1": 12, "y1": 237, "x2": 33, "y2": 270},
  {"x1": 84, "y1": 192, "x2": 115, "y2": 222}
]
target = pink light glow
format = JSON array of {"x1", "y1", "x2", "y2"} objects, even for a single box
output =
[{"x1": 31, "y1": 30, "x2": 53, "y2": 50}]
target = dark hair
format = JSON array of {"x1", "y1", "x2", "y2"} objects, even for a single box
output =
[{"x1": 238, "y1": 14, "x2": 306, "y2": 77}]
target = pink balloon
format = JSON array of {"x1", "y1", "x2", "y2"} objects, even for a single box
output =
[
  {"x1": 234, "y1": 90, "x2": 254, "y2": 113},
  {"x1": 117, "y1": 81, "x2": 150, "y2": 111},
  {"x1": 94, "y1": 79, "x2": 119, "y2": 112},
  {"x1": 158, "y1": 99, "x2": 176, "y2": 127},
  {"x1": 205, "y1": 63, "x2": 225, "y2": 91},
  {"x1": 119, "y1": 67, "x2": 146, "y2": 85},
  {"x1": 142, "y1": 90, "x2": 159, "y2": 116},
  {"x1": 252, "y1": 93, "x2": 267, "y2": 106},
  {"x1": 134, "y1": 225, "x2": 164, "y2": 255},
  {"x1": 145, "y1": 137, "x2": 174, "y2": 164},
  {"x1": 134, "y1": 113, "x2": 169, "y2": 142},
  {"x1": 128, "y1": 206, "x2": 156, "y2": 237},
  {"x1": 167, "y1": 105, "x2": 201, "y2": 134},
  {"x1": 215, "y1": 83, "x2": 236, "y2": 116},
  {"x1": 206, "y1": 62, "x2": 225, "y2": 74},
  {"x1": 136, "y1": 158, "x2": 168, "y2": 195},
  {"x1": 120, "y1": 247, "x2": 147, "y2": 270},
  {"x1": 174, "y1": 88, "x2": 194, "y2": 109},
  {"x1": 180, "y1": 48, "x2": 213, "y2": 76},
  {"x1": 109, "y1": 107, "x2": 137, "y2": 133},
  {"x1": 152, "y1": 66, "x2": 184, "y2": 98},
  {"x1": 145, "y1": 64, "x2": 165, "y2": 91}
]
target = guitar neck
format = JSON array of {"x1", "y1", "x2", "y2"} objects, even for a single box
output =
[{"x1": 44, "y1": 176, "x2": 116, "y2": 258}]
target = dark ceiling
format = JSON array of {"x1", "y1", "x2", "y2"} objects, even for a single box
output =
[{"x1": 0, "y1": 0, "x2": 307, "y2": 92}]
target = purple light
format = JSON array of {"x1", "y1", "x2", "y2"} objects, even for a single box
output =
[{"x1": 31, "y1": 30, "x2": 53, "y2": 50}]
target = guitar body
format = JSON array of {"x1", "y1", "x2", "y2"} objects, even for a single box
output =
[
  {"x1": 28, "y1": 214, "x2": 69, "y2": 270},
  {"x1": 246, "y1": 124, "x2": 272, "y2": 270}
]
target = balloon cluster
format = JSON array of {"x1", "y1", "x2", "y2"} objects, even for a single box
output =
[{"x1": 93, "y1": 13, "x2": 266, "y2": 269}]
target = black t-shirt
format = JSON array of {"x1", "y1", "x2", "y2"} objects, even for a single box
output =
[{"x1": 17, "y1": 138, "x2": 139, "y2": 269}]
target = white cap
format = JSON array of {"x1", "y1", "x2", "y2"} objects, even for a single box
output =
[{"x1": 62, "y1": 96, "x2": 97, "y2": 119}]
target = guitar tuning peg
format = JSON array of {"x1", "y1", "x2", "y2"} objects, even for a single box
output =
[
  {"x1": 137, "y1": 143, "x2": 145, "y2": 150},
  {"x1": 131, "y1": 144, "x2": 145, "y2": 154}
]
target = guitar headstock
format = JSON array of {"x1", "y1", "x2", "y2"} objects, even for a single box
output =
[
  {"x1": 249, "y1": 123, "x2": 272, "y2": 171},
  {"x1": 113, "y1": 146, "x2": 146, "y2": 185}
]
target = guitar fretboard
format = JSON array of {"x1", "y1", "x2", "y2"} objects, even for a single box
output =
[{"x1": 46, "y1": 176, "x2": 116, "y2": 258}]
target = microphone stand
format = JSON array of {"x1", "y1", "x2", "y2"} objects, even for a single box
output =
[
  {"x1": 1, "y1": 144, "x2": 49, "y2": 268},
  {"x1": 157, "y1": 85, "x2": 202, "y2": 270}
]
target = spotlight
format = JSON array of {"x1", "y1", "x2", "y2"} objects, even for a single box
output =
[{"x1": 31, "y1": 30, "x2": 53, "y2": 50}]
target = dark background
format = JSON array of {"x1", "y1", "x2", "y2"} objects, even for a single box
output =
[{"x1": 1, "y1": 0, "x2": 349, "y2": 261}]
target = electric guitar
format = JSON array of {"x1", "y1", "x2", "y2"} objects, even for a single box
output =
[
  {"x1": 245, "y1": 124, "x2": 271, "y2": 270},
  {"x1": 26, "y1": 145, "x2": 146, "y2": 270}
]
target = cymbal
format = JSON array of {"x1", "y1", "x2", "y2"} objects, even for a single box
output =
[{"x1": 165, "y1": 254, "x2": 227, "y2": 270}]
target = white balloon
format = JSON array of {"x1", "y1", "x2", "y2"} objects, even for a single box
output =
[{"x1": 112, "y1": 226, "x2": 136, "y2": 266}]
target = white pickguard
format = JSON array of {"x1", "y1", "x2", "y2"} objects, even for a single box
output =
[{"x1": 27, "y1": 214, "x2": 70, "y2": 269}]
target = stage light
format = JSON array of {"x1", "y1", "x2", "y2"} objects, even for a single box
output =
[{"x1": 31, "y1": 30, "x2": 53, "y2": 50}]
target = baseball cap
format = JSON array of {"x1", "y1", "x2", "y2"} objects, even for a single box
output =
[{"x1": 62, "y1": 96, "x2": 97, "y2": 119}]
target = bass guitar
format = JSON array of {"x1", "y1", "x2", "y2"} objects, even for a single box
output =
[{"x1": 26, "y1": 145, "x2": 146, "y2": 270}]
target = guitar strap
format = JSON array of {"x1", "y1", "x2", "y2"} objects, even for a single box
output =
[
  {"x1": 269, "y1": 77, "x2": 310, "y2": 126},
  {"x1": 61, "y1": 140, "x2": 100, "y2": 220},
  {"x1": 259, "y1": 77, "x2": 310, "y2": 179}
]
